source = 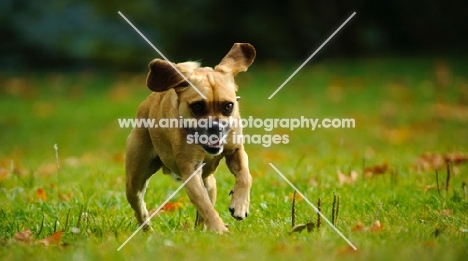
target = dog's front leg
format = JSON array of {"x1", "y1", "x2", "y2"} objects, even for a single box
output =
[
  {"x1": 226, "y1": 147, "x2": 252, "y2": 220},
  {"x1": 195, "y1": 175, "x2": 217, "y2": 228},
  {"x1": 182, "y1": 165, "x2": 227, "y2": 233}
]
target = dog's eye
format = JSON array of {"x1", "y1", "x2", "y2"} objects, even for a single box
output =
[
  {"x1": 223, "y1": 102, "x2": 234, "y2": 114},
  {"x1": 190, "y1": 102, "x2": 205, "y2": 115}
]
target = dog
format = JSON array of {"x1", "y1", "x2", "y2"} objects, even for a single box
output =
[{"x1": 125, "y1": 43, "x2": 255, "y2": 233}]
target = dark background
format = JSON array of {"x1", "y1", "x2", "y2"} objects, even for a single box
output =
[{"x1": 1, "y1": 0, "x2": 467, "y2": 71}]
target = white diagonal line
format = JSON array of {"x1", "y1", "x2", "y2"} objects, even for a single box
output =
[
  {"x1": 117, "y1": 163, "x2": 205, "y2": 251},
  {"x1": 269, "y1": 163, "x2": 357, "y2": 250},
  {"x1": 268, "y1": 12, "x2": 356, "y2": 99},
  {"x1": 118, "y1": 11, "x2": 207, "y2": 100}
]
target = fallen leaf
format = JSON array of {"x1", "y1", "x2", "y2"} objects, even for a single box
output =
[
  {"x1": 161, "y1": 202, "x2": 182, "y2": 211},
  {"x1": 370, "y1": 220, "x2": 383, "y2": 232},
  {"x1": 414, "y1": 152, "x2": 468, "y2": 171},
  {"x1": 445, "y1": 152, "x2": 468, "y2": 164},
  {"x1": 364, "y1": 162, "x2": 388, "y2": 177},
  {"x1": 38, "y1": 231, "x2": 63, "y2": 246},
  {"x1": 149, "y1": 202, "x2": 183, "y2": 216},
  {"x1": 337, "y1": 169, "x2": 358, "y2": 185},
  {"x1": 36, "y1": 188, "x2": 47, "y2": 201},
  {"x1": 351, "y1": 221, "x2": 364, "y2": 232},
  {"x1": 14, "y1": 229, "x2": 34, "y2": 243},
  {"x1": 414, "y1": 152, "x2": 445, "y2": 171}
]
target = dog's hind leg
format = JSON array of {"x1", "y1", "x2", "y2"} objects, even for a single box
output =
[
  {"x1": 195, "y1": 175, "x2": 217, "y2": 228},
  {"x1": 125, "y1": 128, "x2": 162, "y2": 231}
]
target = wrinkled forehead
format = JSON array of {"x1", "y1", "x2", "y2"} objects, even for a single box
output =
[{"x1": 187, "y1": 67, "x2": 238, "y2": 97}]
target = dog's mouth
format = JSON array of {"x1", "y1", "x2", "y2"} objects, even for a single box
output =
[{"x1": 202, "y1": 138, "x2": 223, "y2": 155}]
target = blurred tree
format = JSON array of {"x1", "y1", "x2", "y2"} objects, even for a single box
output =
[{"x1": 1, "y1": 0, "x2": 467, "y2": 71}]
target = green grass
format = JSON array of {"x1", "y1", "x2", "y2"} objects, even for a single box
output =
[{"x1": 1, "y1": 57, "x2": 468, "y2": 260}]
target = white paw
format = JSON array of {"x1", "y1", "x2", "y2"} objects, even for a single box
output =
[{"x1": 229, "y1": 188, "x2": 250, "y2": 220}]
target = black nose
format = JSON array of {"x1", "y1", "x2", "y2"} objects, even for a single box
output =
[{"x1": 207, "y1": 121, "x2": 223, "y2": 136}]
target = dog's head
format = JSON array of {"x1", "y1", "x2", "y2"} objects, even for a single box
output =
[{"x1": 146, "y1": 43, "x2": 256, "y2": 155}]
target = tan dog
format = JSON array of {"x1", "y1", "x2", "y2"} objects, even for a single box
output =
[{"x1": 125, "y1": 43, "x2": 255, "y2": 233}]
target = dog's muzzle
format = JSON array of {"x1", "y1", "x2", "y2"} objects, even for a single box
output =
[
  {"x1": 185, "y1": 120, "x2": 229, "y2": 156},
  {"x1": 201, "y1": 121, "x2": 226, "y2": 155}
]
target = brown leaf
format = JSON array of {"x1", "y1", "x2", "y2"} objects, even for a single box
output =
[
  {"x1": 414, "y1": 152, "x2": 468, "y2": 171},
  {"x1": 161, "y1": 202, "x2": 182, "y2": 211},
  {"x1": 351, "y1": 221, "x2": 364, "y2": 232},
  {"x1": 38, "y1": 231, "x2": 63, "y2": 246},
  {"x1": 14, "y1": 229, "x2": 34, "y2": 243},
  {"x1": 414, "y1": 152, "x2": 445, "y2": 171},
  {"x1": 445, "y1": 152, "x2": 468, "y2": 165},
  {"x1": 370, "y1": 220, "x2": 383, "y2": 232},
  {"x1": 148, "y1": 201, "x2": 183, "y2": 216},
  {"x1": 36, "y1": 188, "x2": 47, "y2": 201},
  {"x1": 364, "y1": 162, "x2": 388, "y2": 177},
  {"x1": 337, "y1": 169, "x2": 358, "y2": 185}
]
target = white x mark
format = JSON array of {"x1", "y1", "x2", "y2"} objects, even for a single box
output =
[
  {"x1": 117, "y1": 163, "x2": 205, "y2": 251},
  {"x1": 118, "y1": 11, "x2": 207, "y2": 99},
  {"x1": 269, "y1": 163, "x2": 357, "y2": 250},
  {"x1": 268, "y1": 12, "x2": 356, "y2": 99}
]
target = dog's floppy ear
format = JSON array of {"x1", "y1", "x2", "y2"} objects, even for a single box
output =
[
  {"x1": 146, "y1": 59, "x2": 187, "y2": 92},
  {"x1": 215, "y1": 43, "x2": 256, "y2": 75}
]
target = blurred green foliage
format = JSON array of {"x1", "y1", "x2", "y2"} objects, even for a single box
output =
[{"x1": 1, "y1": 0, "x2": 467, "y2": 71}]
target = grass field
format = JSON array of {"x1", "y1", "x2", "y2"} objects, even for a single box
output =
[{"x1": 1, "y1": 57, "x2": 467, "y2": 260}]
